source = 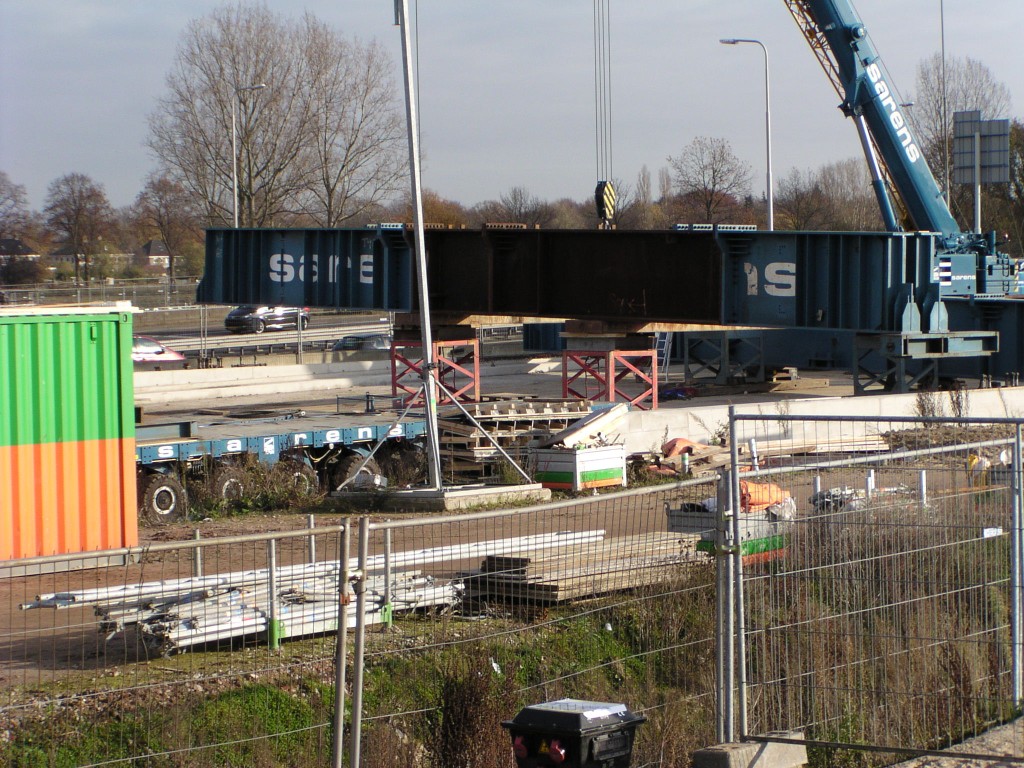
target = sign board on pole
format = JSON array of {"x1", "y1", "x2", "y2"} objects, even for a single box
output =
[{"x1": 953, "y1": 110, "x2": 1011, "y2": 184}]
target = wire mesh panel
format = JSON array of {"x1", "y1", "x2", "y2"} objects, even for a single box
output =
[
  {"x1": 1, "y1": 482, "x2": 725, "y2": 768},
  {"x1": 1, "y1": 523, "x2": 345, "y2": 766},
  {"x1": 731, "y1": 413, "x2": 1023, "y2": 764},
  {"x1": 350, "y1": 482, "x2": 720, "y2": 768}
]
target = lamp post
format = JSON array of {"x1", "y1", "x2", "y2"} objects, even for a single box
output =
[
  {"x1": 720, "y1": 38, "x2": 773, "y2": 230},
  {"x1": 231, "y1": 83, "x2": 266, "y2": 228},
  {"x1": 940, "y1": 0, "x2": 949, "y2": 204}
]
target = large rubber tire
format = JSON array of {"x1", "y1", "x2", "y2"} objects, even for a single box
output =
[
  {"x1": 329, "y1": 454, "x2": 381, "y2": 491},
  {"x1": 252, "y1": 318, "x2": 266, "y2": 334},
  {"x1": 139, "y1": 473, "x2": 188, "y2": 525},
  {"x1": 280, "y1": 460, "x2": 319, "y2": 496},
  {"x1": 209, "y1": 465, "x2": 247, "y2": 501}
]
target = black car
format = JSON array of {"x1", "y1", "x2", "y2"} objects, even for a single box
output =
[
  {"x1": 332, "y1": 333, "x2": 393, "y2": 352},
  {"x1": 224, "y1": 305, "x2": 311, "y2": 334}
]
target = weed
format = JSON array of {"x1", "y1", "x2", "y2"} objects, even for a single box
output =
[{"x1": 913, "y1": 389, "x2": 943, "y2": 423}]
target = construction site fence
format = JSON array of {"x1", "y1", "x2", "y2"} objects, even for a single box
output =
[
  {"x1": 0, "y1": 481, "x2": 718, "y2": 768},
  {"x1": 0, "y1": 276, "x2": 202, "y2": 309},
  {"x1": 724, "y1": 410, "x2": 1024, "y2": 765},
  {"x1": 3, "y1": 411, "x2": 1023, "y2": 766}
]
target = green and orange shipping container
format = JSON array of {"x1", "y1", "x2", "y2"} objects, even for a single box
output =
[{"x1": 0, "y1": 305, "x2": 138, "y2": 560}]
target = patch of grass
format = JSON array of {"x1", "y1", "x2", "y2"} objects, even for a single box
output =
[{"x1": 190, "y1": 683, "x2": 322, "y2": 766}]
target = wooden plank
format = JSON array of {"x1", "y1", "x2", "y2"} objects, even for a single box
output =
[{"x1": 469, "y1": 532, "x2": 701, "y2": 602}]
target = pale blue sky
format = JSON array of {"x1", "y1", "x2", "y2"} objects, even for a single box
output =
[{"x1": 1, "y1": 0, "x2": 1020, "y2": 212}]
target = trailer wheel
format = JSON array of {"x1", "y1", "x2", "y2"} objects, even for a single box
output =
[
  {"x1": 209, "y1": 466, "x2": 247, "y2": 501},
  {"x1": 277, "y1": 460, "x2": 319, "y2": 497},
  {"x1": 329, "y1": 454, "x2": 382, "y2": 491},
  {"x1": 252, "y1": 318, "x2": 266, "y2": 334},
  {"x1": 139, "y1": 474, "x2": 187, "y2": 525}
]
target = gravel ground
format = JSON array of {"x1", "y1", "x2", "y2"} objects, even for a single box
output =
[{"x1": 894, "y1": 719, "x2": 1022, "y2": 766}]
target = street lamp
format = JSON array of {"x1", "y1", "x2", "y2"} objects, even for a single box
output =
[
  {"x1": 720, "y1": 38, "x2": 773, "y2": 231},
  {"x1": 231, "y1": 83, "x2": 266, "y2": 228}
]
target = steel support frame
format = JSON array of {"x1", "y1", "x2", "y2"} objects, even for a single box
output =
[
  {"x1": 391, "y1": 338, "x2": 480, "y2": 405},
  {"x1": 682, "y1": 331, "x2": 765, "y2": 386},
  {"x1": 561, "y1": 349, "x2": 658, "y2": 410},
  {"x1": 854, "y1": 351, "x2": 937, "y2": 395},
  {"x1": 852, "y1": 331, "x2": 996, "y2": 395}
]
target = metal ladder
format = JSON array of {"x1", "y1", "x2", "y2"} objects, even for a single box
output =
[{"x1": 654, "y1": 332, "x2": 673, "y2": 382}]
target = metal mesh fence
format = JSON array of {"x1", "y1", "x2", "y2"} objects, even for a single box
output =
[
  {"x1": 0, "y1": 481, "x2": 719, "y2": 767},
  {"x1": 1, "y1": 278, "x2": 201, "y2": 309},
  {"x1": 3, "y1": 414, "x2": 1022, "y2": 766},
  {"x1": 1, "y1": 523, "x2": 345, "y2": 766},
  {"x1": 350, "y1": 484, "x2": 719, "y2": 768},
  {"x1": 729, "y1": 413, "x2": 1023, "y2": 764}
]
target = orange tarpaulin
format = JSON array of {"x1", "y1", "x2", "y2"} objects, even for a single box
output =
[
  {"x1": 662, "y1": 437, "x2": 711, "y2": 457},
  {"x1": 739, "y1": 481, "x2": 790, "y2": 512}
]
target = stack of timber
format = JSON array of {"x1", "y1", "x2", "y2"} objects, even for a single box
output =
[
  {"x1": 438, "y1": 398, "x2": 593, "y2": 476},
  {"x1": 676, "y1": 435, "x2": 891, "y2": 476},
  {"x1": 464, "y1": 531, "x2": 700, "y2": 603}
]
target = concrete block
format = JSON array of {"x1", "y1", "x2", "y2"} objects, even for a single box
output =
[{"x1": 693, "y1": 731, "x2": 807, "y2": 768}]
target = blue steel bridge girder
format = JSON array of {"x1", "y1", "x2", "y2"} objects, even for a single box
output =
[{"x1": 201, "y1": 227, "x2": 964, "y2": 336}]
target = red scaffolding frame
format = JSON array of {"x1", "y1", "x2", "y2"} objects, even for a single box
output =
[
  {"x1": 391, "y1": 338, "x2": 481, "y2": 405},
  {"x1": 561, "y1": 349, "x2": 658, "y2": 410}
]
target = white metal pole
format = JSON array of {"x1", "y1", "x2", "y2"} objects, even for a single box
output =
[
  {"x1": 974, "y1": 131, "x2": 982, "y2": 234},
  {"x1": 760, "y1": 41, "x2": 774, "y2": 231},
  {"x1": 721, "y1": 39, "x2": 773, "y2": 230},
  {"x1": 231, "y1": 98, "x2": 239, "y2": 229},
  {"x1": 396, "y1": 0, "x2": 443, "y2": 490},
  {"x1": 941, "y1": 0, "x2": 950, "y2": 204}
]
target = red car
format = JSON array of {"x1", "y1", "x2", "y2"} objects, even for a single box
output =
[{"x1": 131, "y1": 335, "x2": 185, "y2": 363}]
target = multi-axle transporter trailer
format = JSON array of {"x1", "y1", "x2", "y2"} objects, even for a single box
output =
[{"x1": 134, "y1": 409, "x2": 427, "y2": 523}]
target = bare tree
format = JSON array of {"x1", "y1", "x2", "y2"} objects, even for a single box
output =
[
  {"x1": 668, "y1": 137, "x2": 752, "y2": 223},
  {"x1": 657, "y1": 167, "x2": 673, "y2": 203},
  {"x1": 148, "y1": 5, "x2": 404, "y2": 229},
  {"x1": 300, "y1": 17, "x2": 406, "y2": 226},
  {"x1": 911, "y1": 53, "x2": 1013, "y2": 199},
  {"x1": 816, "y1": 158, "x2": 882, "y2": 231},
  {"x1": 134, "y1": 174, "x2": 202, "y2": 282},
  {"x1": 548, "y1": 198, "x2": 590, "y2": 229},
  {"x1": 986, "y1": 119, "x2": 1024, "y2": 258},
  {"x1": 43, "y1": 173, "x2": 114, "y2": 282},
  {"x1": 0, "y1": 171, "x2": 29, "y2": 239},
  {"x1": 473, "y1": 186, "x2": 553, "y2": 227},
  {"x1": 775, "y1": 168, "x2": 829, "y2": 230},
  {"x1": 387, "y1": 189, "x2": 470, "y2": 228}
]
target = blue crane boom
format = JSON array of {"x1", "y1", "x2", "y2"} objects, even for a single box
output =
[{"x1": 784, "y1": 0, "x2": 964, "y2": 246}]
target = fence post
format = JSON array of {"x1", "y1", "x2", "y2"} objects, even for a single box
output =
[
  {"x1": 331, "y1": 524, "x2": 352, "y2": 768},
  {"x1": 349, "y1": 516, "x2": 371, "y2": 768},
  {"x1": 267, "y1": 539, "x2": 281, "y2": 650},
  {"x1": 192, "y1": 529, "x2": 203, "y2": 578},
  {"x1": 715, "y1": 468, "x2": 733, "y2": 744},
  {"x1": 728, "y1": 407, "x2": 748, "y2": 738},
  {"x1": 307, "y1": 514, "x2": 317, "y2": 564},
  {"x1": 918, "y1": 469, "x2": 928, "y2": 508},
  {"x1": 383, "y1": 528, "x2": 394, "y2": 627},
  {"x1": 1013, "y1": 426, "x2": 1023, "y2": 704}
]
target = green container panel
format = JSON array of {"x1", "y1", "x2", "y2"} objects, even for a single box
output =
[
  {"x1": 0, "y1": 306, "x2": 139, "y2": 559},
  {"x1": 0, "y1": 307, "x2": 136, "y2": 447}
]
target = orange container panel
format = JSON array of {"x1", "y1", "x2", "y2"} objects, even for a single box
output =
[{"x1": 0, "y1": 306, "x2": 138, "y2": 560}]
